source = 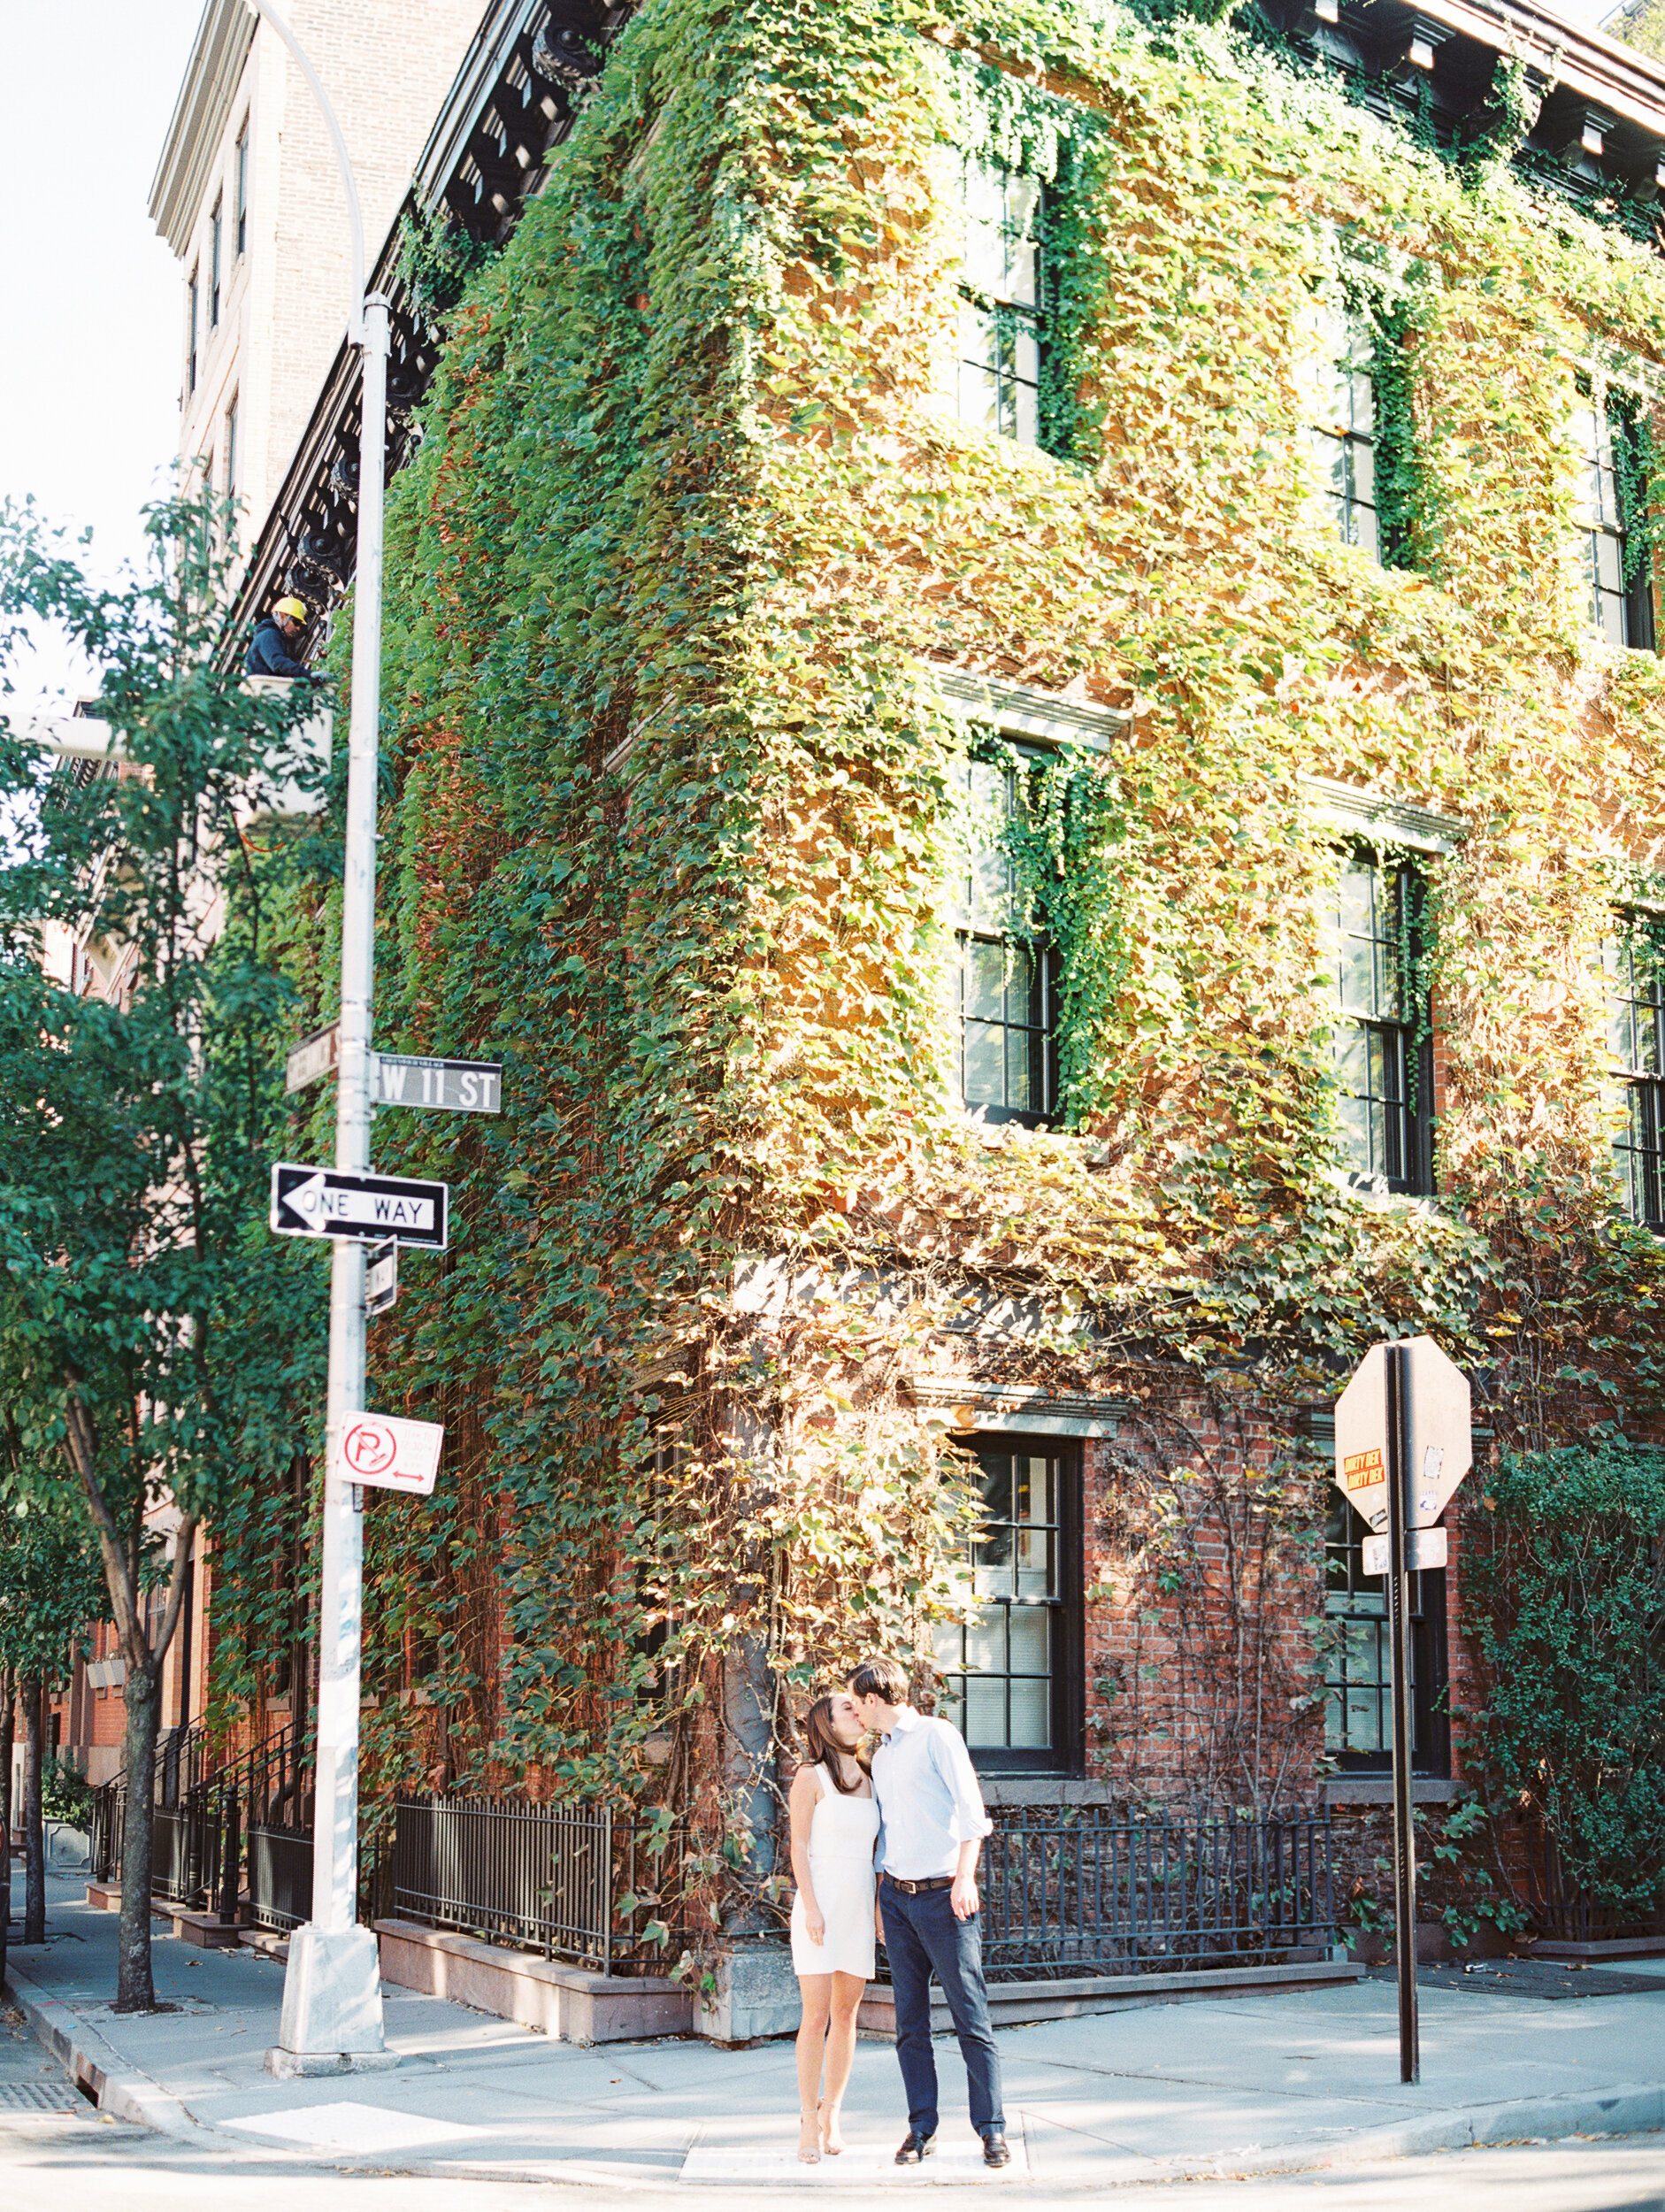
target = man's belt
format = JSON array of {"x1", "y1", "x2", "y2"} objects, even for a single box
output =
[{"x1": 881, "y1": 1871, "x2": 955, "y2": 1895}]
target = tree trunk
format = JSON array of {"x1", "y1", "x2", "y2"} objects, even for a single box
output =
[
  {"x1": 0, "y1": 1663, "x2": 12, "y2": 1988},
  {"x1": 114, "y1": 1656, "x2": 163, "y2": 2011},
  {"x1": 21, "y1": 1671, "x2": 44, "y2": 1945}
]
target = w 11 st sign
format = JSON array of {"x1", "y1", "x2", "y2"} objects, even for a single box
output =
[{"x1": 269, "y1": 1163, "x2": 449, "y2": 1249}]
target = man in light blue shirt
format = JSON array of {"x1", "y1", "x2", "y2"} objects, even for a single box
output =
[{"x1": 850, "y1": 1655, "x2": 1009, "y2": 2170}]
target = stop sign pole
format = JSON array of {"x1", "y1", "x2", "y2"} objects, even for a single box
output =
[
  {"x1": 1334, "y1": 1334, "x2": 1471, "y2": 2089},
  {"x1": 1383, "y1": 1342, "x2": 1418, "y2": 2085}
]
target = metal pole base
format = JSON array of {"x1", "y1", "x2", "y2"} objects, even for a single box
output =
[{"x1": 266, "y1": 1922, "x2": 392, "y2": 2074}]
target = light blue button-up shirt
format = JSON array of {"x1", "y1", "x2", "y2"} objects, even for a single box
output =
[{"x1": 870, "y1": 1707, "x2": 993, "y2": 1880}]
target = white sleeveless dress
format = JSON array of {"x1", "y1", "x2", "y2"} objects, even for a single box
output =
[{"x1": 789, "y1": 1777, "x2": 879, "y2": 1980}]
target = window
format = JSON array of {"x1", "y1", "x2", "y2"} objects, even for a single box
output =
[
  {"x1": 1310, "y1": 310, "x2": 1382, "y2": 559},
  {"x1": 1324, "y1": 1489, "x2": 1449, "y2": 1776},
  {"x1": 1328, "y1": 849, "x2": 1434, "y2": 1194},
  {"x1": 187, "y1": 269, "x2": 198, "y2": 395},
  {"x1": 1604, "y1": 924, "x2": 1665, "y2": 1227},
  {"x1": 934, "y1": 1438, "x2": 1082, "y2": 1771},
  {"x1": 1576, "y1": 390, "x2": 1654, "y2": 650},
  {"x1": 955, "y1": 159, "x2": 1045, "y2": 449},
  {"x1": 949, "y1": 749, "x2": 1059, "y2": 1126},
  {"x1": 235, "y1": 126, "x2": 249, "y2": 257},
  {"x1": 226, "y1": 395, "x2": 239, "y2": 502},
  {"x1": 211, "y1": 196, "x2": 222, "y2": 327}
]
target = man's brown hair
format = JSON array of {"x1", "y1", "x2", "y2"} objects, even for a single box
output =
[{"x1": 849, "y1": 1655, "x2": 909, "y2": 1704}]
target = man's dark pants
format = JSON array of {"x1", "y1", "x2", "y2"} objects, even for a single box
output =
[{"x1": 879, "y1": 1879, "x2": 1004, "y2": 2139}]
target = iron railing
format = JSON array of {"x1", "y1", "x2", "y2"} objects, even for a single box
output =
[
  {"x1": 915, "y1": 1809, "x2": 1339, "y2": 1983},
  {"x1": 241, "y1": 1725, "x2": 311, "y2": 1931},
  {"x1": 387, "y1": 1792, "x2": 681, "y2": 1975},
  {"x1": 89, "y1": 1723, "x2": 218, "y2": 1898},
  {"x1": 1519, "y1": 1824, "x2": 1665, "y2": 1944},
  {"x1": 88, "y1": 1721, "x2": 311, "y2": 1929}
]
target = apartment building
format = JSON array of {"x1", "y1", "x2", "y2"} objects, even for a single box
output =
[{"x1": 150, "y1": 0, "x2": 478, "y2": 573}]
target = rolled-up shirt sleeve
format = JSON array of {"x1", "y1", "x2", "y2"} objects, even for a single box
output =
[{"x1": 928, "y1": 1720, "x2": 993, "y2": 1845}]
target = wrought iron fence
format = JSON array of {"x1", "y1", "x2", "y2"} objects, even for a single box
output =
[
  {"x1": 242, "y1": 1725, "x2": 311, "y2": 1931},
  {"x1": 87, "y1": 1721, "x2": 310, "y2": 1929},
  {"x1": 387, "y1": 1793, "x2": 680, "y2": 1976},
  {"x1": 1518, "y1": 1824, "x2": 1665, "y2": 1945},
  {"x1": 898, "y1": 1809, "x2": 1339, "y2": 1984}
]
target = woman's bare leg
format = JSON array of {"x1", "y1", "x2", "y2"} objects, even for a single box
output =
[
  {"x1": 818, "y1": 1971, "x2": 866, "y2": 2152},
  {"x1": 795, "y1": 1974, "x2": 832, "y2": 2160}
]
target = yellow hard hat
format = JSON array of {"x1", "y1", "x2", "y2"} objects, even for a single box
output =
[{"x1": 273, "y1": 595, "x2": 308, "y2": 623}]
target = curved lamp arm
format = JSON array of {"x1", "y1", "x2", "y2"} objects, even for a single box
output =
[{"x1": 247, "y1": 0, "x2": 366, "y2": 342}]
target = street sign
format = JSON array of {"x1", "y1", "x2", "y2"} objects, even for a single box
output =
[
  {"x1": 285, "y1": 1022, "x2": 340, "y2": 1094},
  {"x1": 1333, "y1": 1335, "x2": 1471, "y2": 1532},
  {"x1": 1333, "y1": 1334, "x2": 1473, "y2": 2092},
  {"x1": 333, "y1": 1412, "x2": 443, "y2": 1496},
  {"x1": 269, "y1": 1163, "x2": 449, "y2": 1249},
  {"x1": 1362, "y1": 1528, "x2": 1447, "y2": 1577},
  {"x1": 375, "y1": 1054, "x2": 502, "y2": 1114},
  {"x1": 364, "y1": 1240, "x2": 398, "y2": 1317}
]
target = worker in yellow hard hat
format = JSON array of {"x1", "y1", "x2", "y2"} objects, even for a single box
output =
[{"x1": 247, "y1": 595, "x2": 311, "y2": 679}]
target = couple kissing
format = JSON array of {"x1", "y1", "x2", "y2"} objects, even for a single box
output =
[{"x1": 786, "y1": 1655, "x2": 1010, "y2": 2170}]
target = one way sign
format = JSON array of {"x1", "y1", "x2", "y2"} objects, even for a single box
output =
[{"x1": 269, "y1": 1163, "x2": 449, "y2": 1250}]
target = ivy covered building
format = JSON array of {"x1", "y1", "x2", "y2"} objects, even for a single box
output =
[{"x1": 211, "y1": 0, "x2": 1665, "y2": 1967}]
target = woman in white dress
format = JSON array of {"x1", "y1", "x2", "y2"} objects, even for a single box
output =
[{"x1": 788, "y1": 1692, "x2": 879, "y2": 2163}]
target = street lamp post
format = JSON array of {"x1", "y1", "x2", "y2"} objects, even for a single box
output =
[{"x1": 252, "y1": 2, "x2": 393, "y2": 2077}]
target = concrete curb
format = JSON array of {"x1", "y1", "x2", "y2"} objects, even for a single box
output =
[
  {"x1": 1144, "y1": 2084, "x2": 1665, "y2": 2185},
  {"x1": 3, "y1": 1954, "x2": 197, "y2": 2138}
]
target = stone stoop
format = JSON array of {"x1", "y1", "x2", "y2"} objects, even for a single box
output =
[
  {"x1": 857, "y1": 1957, "x2": 1365, "y2": 2038},
  {"x1": 1534, "y1": 1934, "x2": 1665, "y2": 1962},
  {"x1": 166, "y1": 1909, "x2": 247, "y2": 1949},
  {"x1": 373, "y1": 1918, "x2": 693, "y2": 2044}
]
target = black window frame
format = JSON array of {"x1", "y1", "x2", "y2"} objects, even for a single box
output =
[
  {"x1": 1324, "y1": 1489, "x2": 1450, "y2": 1778},
  {"x1": 225, "y1": 393, "x2": 239, "y2": 507},
  {"x1": 955, "y1": 156, "x2": 1047, "y2": 452},
  {"x1": 948, "y1": 742, "x2": 1061, "y2": 1129},
  {"x1": 1309, "y1": 297, "x2": 1414, "y2": 570},
  {"x1": 935, "y1": 1433, "x2": 1085, "y2": 1776},
  {"x1": 1329, "y1": 843, "x2": 1435, "y2": 1196},
  {"x1": 235, "y1": 125, "x2": 249, "y2": 258},
  {"x1": 1605, "y1": 918, "x2": 1665, "y2": 1231},
  {"x1": 1577, "y1": 381, "x2": 1655, "y2": 653},
  {"x1": 187, "y1": 268, "x2": 198, "y2": 395},
  {"x1": 210, "y1": 196, "x2": 222, "y2": 328}
]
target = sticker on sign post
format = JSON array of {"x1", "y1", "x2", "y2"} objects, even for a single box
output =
[{"x1": 334, "y1": 1413, "x2": 443, "y2": 1496}]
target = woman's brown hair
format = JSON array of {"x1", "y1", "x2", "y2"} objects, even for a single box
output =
[{"x1": 802, "y1": 1694, "x2": 867, "y2": 1795}]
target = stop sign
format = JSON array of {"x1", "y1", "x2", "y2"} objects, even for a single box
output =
[{"x1": 1333, "y1": 1336, "x2": 1471, "y2": 1532}]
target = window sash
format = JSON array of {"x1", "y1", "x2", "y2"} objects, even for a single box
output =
[
  {"x1": 1576, "y1": 395, "x2": 1654, "y2": 650},
  {"x1": 934, "y1": 1440, "x2": 1080, "y2": 1770},
  {"x1": 956, "y1": 158, "x2": 1045, "y2": 450},
  {"x1": 1323, "y1": 1481, "x2": 1448, "y2": 1774},
  {"x1": 949, "y1": 750, "x2": 1059, "y2": 1127},
  {"x1": 1330, "y1": 852, "x2": 1432, "y2": 1193},
  {"x1": 211, "y1": 200, "x2": 222, "y2": 326},
  {"x1": 235, "y1": 131, "x2": 249, "y2": 257},
  {"x1": 1606, "y1": 929, "x2": 1665, "y2": 1224},
  {"x1": 1310, "y1": 311, "x2": 1384, "y2": 563}
]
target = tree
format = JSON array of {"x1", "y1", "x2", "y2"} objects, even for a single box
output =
[
  {"x1": 0, "y1": 1499, "x2": 108, "y2": 1956},
  {"x1": 0, "y1": 496, "x2": 327, "y2": 2008}
]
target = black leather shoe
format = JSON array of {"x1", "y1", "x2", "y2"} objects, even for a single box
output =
[
  {"x1": 982, "y1": 2130, "x2": 1012, "y2": 2168},
  {"x1": 895, "y1": 2130, "x2": 937, "y2": 2165}
]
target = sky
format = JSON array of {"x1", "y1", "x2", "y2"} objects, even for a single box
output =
[
  {"x1": 0, "y1": 0, "x2": 1627, "y2": 702},
  {"x1": 0, "y1": 0, "x2": 203, "y2": 703}
]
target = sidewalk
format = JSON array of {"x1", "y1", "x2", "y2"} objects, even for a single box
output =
[{"x1": 5, "y1": 1881, "x2": 1665, "y2": 2191}]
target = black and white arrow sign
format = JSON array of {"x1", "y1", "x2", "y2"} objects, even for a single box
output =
[{"x1": 269, "y1": 1163, "x2": 449, "y2": 1250}]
